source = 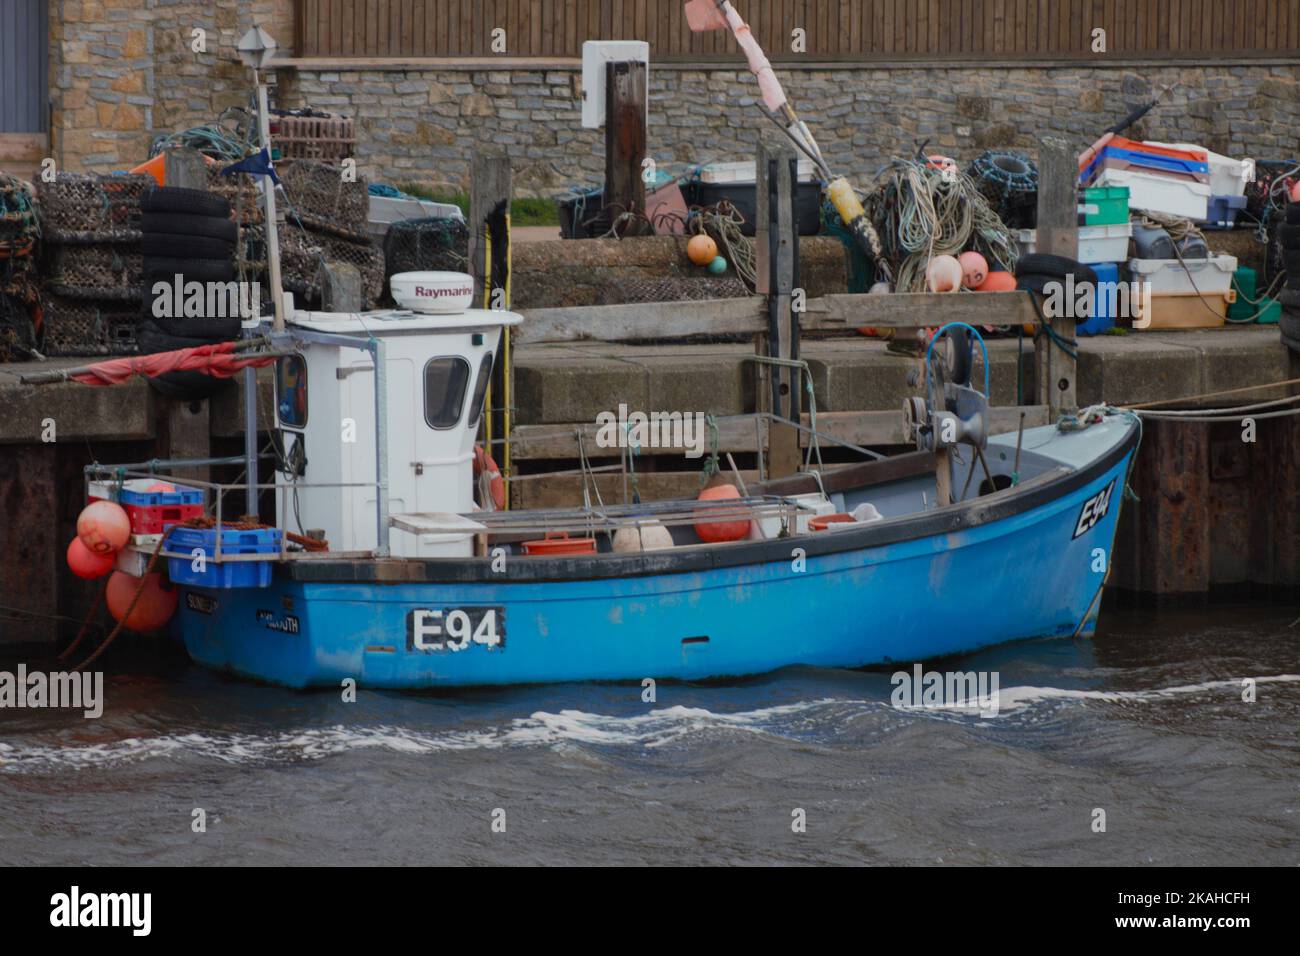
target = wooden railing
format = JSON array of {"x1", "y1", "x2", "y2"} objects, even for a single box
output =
[{"x1": 296, "y1": 0, "x2": 1300, "y2": 60}]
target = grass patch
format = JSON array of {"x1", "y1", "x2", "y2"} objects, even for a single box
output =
[{"x1": 397, "y1": 183, "x2": 559, "y2": 227}]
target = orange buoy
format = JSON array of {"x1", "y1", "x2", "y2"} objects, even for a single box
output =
[
  {"x1": 694, "y1": 482, "x2": 750, "y2": 543},
  {"x1": 105, "y1": 571, "x2": 177, "y2": 632},
  {"x1": 687, "y1": 234, "x2": 718, "y2": 266},
  {"x1": 974, "y1": 270, "x2": 1017, "y2": 292},
  {"x1": 66, "y1": 537, "x2": 115, "y2": 579},
  {"x1": 77, "y1": 500, "x2": 132, "y2": 554},
  {"x1": 472, "y1": 444, "x2": 506, "y2": 511}
]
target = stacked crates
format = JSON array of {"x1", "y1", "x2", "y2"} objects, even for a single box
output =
[{"x1": 165, "y1": 526, "x2": 283, "y2": 589}]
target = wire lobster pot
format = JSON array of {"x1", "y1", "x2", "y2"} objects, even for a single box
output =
[
  {"x1": 250, "y1": 221, "x2": 385, "y2": 310},
  {"x1": 36, "y1": 173, "x2": 151, "y2": 243},
  {"x1": 45, "y1": 243, "x2": 143, "y2": 301},
  {"x1": 41, "y1": 293, "x2": 139, "y2": 356},
  {"x1": 206, "y1": 165, "x2": 263, "y2": 226},
  {"x1": 279, "y1": 160, "x2": 370, "y2": 241},
  {"x1": 382, "y1": 217, "x2": 469, "y2": 279}
]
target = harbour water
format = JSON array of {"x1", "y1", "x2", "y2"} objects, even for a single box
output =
[{"x1": 0, "y1": 604, "x2": 1296, "y2": 866}]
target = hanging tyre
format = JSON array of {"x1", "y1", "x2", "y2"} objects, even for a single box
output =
[
  {"x1": 141, "y1": 211, "x2": 239, "y2": 243},
  {"x1": 139, "y1": 186, "x2": 231, "y2": 219},
  {"x1": 142, "y1": 256, "x2": 237, "y2": 284},
  {"x1": 137, "y1": 318, "x2": 235, "y2": 400}
]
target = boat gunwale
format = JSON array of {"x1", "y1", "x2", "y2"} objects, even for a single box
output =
[{"x1": 282, "y1": 419, "x2": 1140, "y2": 586}]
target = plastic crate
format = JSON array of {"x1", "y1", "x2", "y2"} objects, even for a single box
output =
[
  {"x1": 165, "y1": 526, "x2": 282, "y2": 589},
  {"x1": 692, "y1": 159, "x2": 819, "y2": 184},
  {"x1": 1079, "y1": 186, "x2": 1129, "y2": 226},
  {"x1": 1146, "y1": 142, "x2": 1252, "y2": 197},
  {"x1": 1134, "y1": 290, "x2": 1236, "y2": 330},
  {"x1": 1127, "y1": 254, "x2": 1237, "y2": 296},
  {"x1": 1078, "y1": 262, "x2": 1120, "y2": 336},
  {"x1": 1015, "y1": 222, "x2": 1133, "y2": 264},
  {"x1": 1092, "y1": 167, "x2": 1211, "y2": 220},
  {"x1": 1199, "y1": 194, "x2": 1248, "y2": 230},
  {"x1": 125, "y1": 502, "x2": 204, "y2": 534},
  {"x1": 1082, "y1": 148, "x2": 1210, "y2": 185}
]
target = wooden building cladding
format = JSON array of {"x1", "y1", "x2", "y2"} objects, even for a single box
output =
[{"x1": 296, "y1": 1, "x2": 1300, "y2": 60}]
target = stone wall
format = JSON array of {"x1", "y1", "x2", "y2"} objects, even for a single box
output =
[
  {"x1": 280, "y1": 62, "x2": 1300, "y2": 196},
  {"x1": 46, "y1": 0, "x2": 1300, "y2": 193},
  {"x1": 50, "y1": 0, "x2": 295, "y2": 172}
]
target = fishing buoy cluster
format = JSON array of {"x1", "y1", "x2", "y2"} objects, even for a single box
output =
[{"x1": 67, "y1": 498, "x2": 177, "y2": 632}]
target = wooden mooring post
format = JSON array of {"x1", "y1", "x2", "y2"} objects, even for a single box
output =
[
  {"x1": 469, "y1": 152, "x2": 514, "y2": 503},
  {"x1": 1034, "y1": 134, "x2": 1079, "y2": 418},
  {"x1": 755, "y1": 135, "x2": 802, "y2": 478},
  {"x1": 603, "y1": 60, "x2": 650, "y2": 237}
]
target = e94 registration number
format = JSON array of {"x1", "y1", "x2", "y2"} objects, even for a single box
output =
[{"x1": 406, "y1": 607, "x2": 505, "y2": 653}]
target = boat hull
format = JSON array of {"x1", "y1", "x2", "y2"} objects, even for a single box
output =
[{"x1": 176, "y1": 421, "x2": 1138, "y2": 689}]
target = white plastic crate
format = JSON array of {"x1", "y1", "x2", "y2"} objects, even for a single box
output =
[
  {"x1": 1015, "y1": 222, "x2": 1133, "y2": 264},
  {"x1": 1145, "y1": 142, "x2": 1253, "y2": 198},
  {"x1": 1128, "y1": 254, "x2": 1238, "y2": 296},
  {"x1": 695, "y1": 159, "x2": 819, "y2": 184},
  {"x1": 1092, "y1": 166, "x2": 1211, "y2": 220}
]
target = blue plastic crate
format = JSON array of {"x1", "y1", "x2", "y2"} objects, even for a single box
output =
[
  {"x1": 166, "y1": 526, "x2": 282, "y2": 589},
  {"x1": 1078, "y1": 262, "x2": 1120, "y2": 336},
  {"x1": 117, "y1": 482, "x2": 205, "y2": 508},
  {"x1": 1082, "y1": 145, "x2": 1210, "y2": 184}
]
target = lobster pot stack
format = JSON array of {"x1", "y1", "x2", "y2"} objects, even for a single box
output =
[
  {"x1": 35, "y1": 172, "x2": 150, "y2": 355},
  {"x1": 0, "y1": 175, "x2": 41, "y2": 361},
  {"x1": 1280, "y1": 203, "x2": 1300, "y2": 350},
  {"x1": 278, "y1": 160, "x2": 384, "y2": 309}
]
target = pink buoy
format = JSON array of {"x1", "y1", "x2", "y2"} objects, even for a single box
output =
[
  {"x1": 958, "y1": 251, "x2": 989, "y2": 289},
  {"x1": 926, "y1": 255, "x2": 964, "y2": 293},
  {"x1": 66, "y1": 537, "x2": 115, "y2": 580},
  {"x1": 1291, "y1": 179, "x2": 1300, "y2": 203},
  {"x1": 77, "y1": 500, "x2": 131, "y2": 554}
]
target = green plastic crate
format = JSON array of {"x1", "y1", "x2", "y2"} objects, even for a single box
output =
[
  {"x1": 1079, "y1": 186, "x2": 1130, "y2": 226},
  {"x1": 1229, "y1": 267, "x2": 1257, "y2": 321}
]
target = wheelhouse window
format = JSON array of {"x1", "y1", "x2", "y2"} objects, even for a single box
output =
[
  {"x1": 467, "y1": 352, "x2": 494, "y2": 428},
  {"x1": 424, "y1": 356, "x2": 471, "y2": 429},
  {"x1": 276, "y1": 354, "x2": 308, "y2": 428}
]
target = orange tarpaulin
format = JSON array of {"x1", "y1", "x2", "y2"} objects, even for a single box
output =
[{"x1": 68, "y1": 341, "x2": 276, "y2": 386}]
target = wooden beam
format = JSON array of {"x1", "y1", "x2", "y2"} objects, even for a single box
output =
[
  {"x1": 469, "y1": 152, "x2": 514, "y2": 495},
  {"x1": 515, "y1": 291, "x2": 1039, "y2": 344},
  {"x1": 756, "y1": 134, "x2": 801, "y2": 477}
]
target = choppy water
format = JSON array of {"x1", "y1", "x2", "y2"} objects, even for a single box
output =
[{"x1": 0, "y1": 605, "x2": 1296, "y2": 866}]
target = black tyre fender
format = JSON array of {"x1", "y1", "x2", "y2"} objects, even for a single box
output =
[
  {"x1": 1286, "y1": 202, "x2": 1300, "y2": 226},
  {"x1": 142, "y1": 256, "x2": 237, "y2": 284},
  {"x1": 139, "y1": 186, "x2": 231, "y2": 219},
  {"x1": 142, "y1": 233, "x2": 235, "y2": 260},
  {"x1": 1279, "y1": 288, "x2": 1300, "y2": 310},
  {"x1": 1278, "y1": 222, "x2": 1300, "y2": 248},
  {"x1": 141, "y1": 211, "x2": 238, "y2": 243},
  {"x1": 1015, "y1": 253, "x2": 1098, "y2": 286},
  {"x1": 136, "y1": 318, "x2": 236, "y2": 400}
]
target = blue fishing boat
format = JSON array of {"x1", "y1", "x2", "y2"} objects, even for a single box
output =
[{"x1": 84, "y1": 278, "x2": 1139, "y2": 690}]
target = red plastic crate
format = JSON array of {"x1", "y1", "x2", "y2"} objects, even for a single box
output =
[{"x1": 124, "y1": 502, "x2": 204, "y2": 534}]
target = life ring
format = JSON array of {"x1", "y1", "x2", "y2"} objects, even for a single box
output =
[{"x1": 473, "y1": 444, "x2": 506, "y2": 511}]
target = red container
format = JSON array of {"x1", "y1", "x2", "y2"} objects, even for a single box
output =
[
  {"x1": 809, "y1": 513, "x2": 857, "y2": 531},
  {"x1": 521, "y1": 532, "x2": 597, "y2": 556},
  {"x1": 124, "y1": 502, "x2": 204, "y2": 535}
]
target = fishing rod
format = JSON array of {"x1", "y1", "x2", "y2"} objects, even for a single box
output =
[{"x1": 684, "y1": 0, "x2": 889, "y2": 279}]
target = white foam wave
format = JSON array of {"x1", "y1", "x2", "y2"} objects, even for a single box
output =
[{"x1": 1, "y1": 676, "x2": 1295, "y2": 772}]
